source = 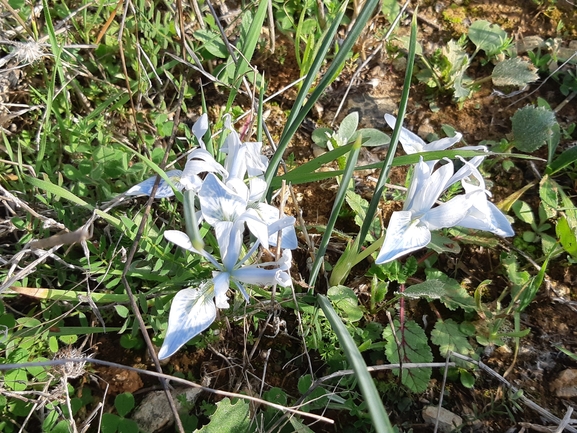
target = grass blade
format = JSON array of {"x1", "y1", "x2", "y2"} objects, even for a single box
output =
[
  {"x1": 357, "y1": 9, "x2": 418, "y2": 248},
  {"x1": 308, "y1": 136, "x2": 362, "y2": 288},
  {"x1": 266, "y1": 0, "x2": 380, "y2": 189},
  {"x1": 318, "y1": 294, "x2": 394, "y2": 433}
]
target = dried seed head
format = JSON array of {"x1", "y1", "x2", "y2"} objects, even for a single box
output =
[
  {"x1": 13, "y1": 41, "x2": 45, "y2": 65},
  {"x1": 53, "y1": 346, "x2": 92, "y2": 379}
]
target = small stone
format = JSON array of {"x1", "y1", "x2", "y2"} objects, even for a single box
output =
[
  {"x1": 133, "y1": 387, "x2": 203, "y2": 433},
  {"x1": 550, "y1": 369, "x2": 577, "y2": 398},
  {"x1": 417, "y1": 119, "x2": 435, "y2": 140},
  {"x1": 422, "y1": 406, "x2": 463, "y2": 432},
  {"x1": 392, "y1": 56, "x2": 407, "y2": 72}
]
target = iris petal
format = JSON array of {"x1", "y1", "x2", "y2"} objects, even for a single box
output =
[{"x1": 158, "y1": 284, "x2": 216, "y2": 359}]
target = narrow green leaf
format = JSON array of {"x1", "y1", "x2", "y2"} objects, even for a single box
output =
[
  {"x1": 318, "y1": 295, "x2": 394, "y2": 433},
  {"x1": 26, "y1": 176, "x2": 93, "y2": 210},
  {"x1": 546, "y1": 145, "x2": 577, "y2": 176},
  {"x1": 557, "y1": 216, "x2": 577, "y2": 258},
  {"x1": 265, "y1": 0, "x2": 379, "y2": 189},
  {"x1": 358, "y1": 10, "x2": 418, "y2": 247},
  {"x1": 309, "y1": 137, "x2": 362, "y2": 288}
]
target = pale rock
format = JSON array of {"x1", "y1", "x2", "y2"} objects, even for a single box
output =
[
  {"x1": 422, "y1": 405, "x2": 463, "y2": 432},
  {"x1": 551, "y1": 369, "x2": 577, "y2": 398}
]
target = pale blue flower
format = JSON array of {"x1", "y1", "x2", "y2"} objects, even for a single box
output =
[
  {"x1": 123, "y1": 114, "x2": 223, "y2": 198},
  {"x1": 375, "y1": 157, "x2": 513, "y2": 264},
  {"x1": 124, "y1": 169, "x2": 183, "y2": 198},
  {"x1": 384, "y1": 114, "x2": 487, "y2": 168},
  {"x1": 158, "y1": 229, "x2": 292, "y2": 359}
]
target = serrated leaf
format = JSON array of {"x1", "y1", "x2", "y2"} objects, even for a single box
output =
[
  {"x1": 425, "y1": 269, "x2": 476, "y2": 312},
  {"x1": 492, "y1": 58, "x2": 538, "y2": 87},
  {"x1": 196, "y1": 398, "x2": 250, "y2": 433},
  {"x1": 402, "y1": 279, "x2": 446, "y2": 300},
  {"x1": 511, "y1": 105, "x2": 557, "y2": 153},
  {"x1": 468, "y1": 20, "x2": 508, "y2": 55},
  {"x1": 327, "y1": 285, "x2": 364, "y2": 322},
  {"x1": 383, "y1": 319, "x2": 432, "y2": 393},
  {"x1": 431, "y1": 319, "x2": 475, "y2": 357},
  {"x1": 443, "y1": 39, "x2": 472, "y2": 101}
]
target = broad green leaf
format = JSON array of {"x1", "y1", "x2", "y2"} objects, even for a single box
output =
[
  {"x1": 401, "y1": 279, "x2": 446, "y2": 300},
  {"x1": 196, "y1": 398, "x2": 250, "y2": 433},
  {"x1": 338, "y1": 112, "x2": 359, "y2": 142},
  {"x1": 425, "y1": 269, "x2": 476, "y2": 312},
  {"x1": 193, "y1": 29, "x2": 228, "y2": 58},
  {"x1": 539, "y1": 176, "x2": 559, "y2": 219},
  {"x1": 117, "y1": 418, "x2": 139, "y2": 433},
  {"x1": 511, "y1": 201, "x2": 535, "y2": 226},
  {"x1": 114, "y1": 393, "x2": 135, "y2": 418},
  {"x1": 502, "y1": 253, "x2": 530, "y2": 287},
  {"x1": 114, "y1": 305, "x2": 130, "y2": 318},
  {"x1": 3, "y1": 369, "x2": 28, "y2": 391},
  {"x1": 460, "y1": 370, "x2": 476, "y2": 388},
  {"x1": 383, "y1": 319, "x2": 432, "y2": 393},
  {"x1": 468, "y1": 20, "x2": 508, "y2": 55},
  {"x1": 101, "y1": 413, "x2": 120, "y2": 433},
  {"x1": 492, "y1": 58, "x2": 538, "y2": 87},
  {"x1": 327, "y1": 285, "x2": 364, "y2": 322},
  {"x1": 511, "y1": 105, "x2": 557, "y2": 153},
  {"x1": 353, "y1": 128, "x2": 391, "y2": 147},
  {"x1": 311, "y1": 127, "x2": 333, "y2": 147},
  {"x1": 289, "y1": 417, "x2": 315, "y2": 433},
  {"x1": 431, "y1": 319, "x2": 475, "y2": 357},
  {"x1": 428, "y1": 232, "x2": 462, "y2": 254},
  {"x1": 381, "y1": 0, "x2": 401, "y2": 24}
]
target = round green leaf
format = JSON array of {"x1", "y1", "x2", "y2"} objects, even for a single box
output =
[
  {"x1": 511, "y1": 105, "x2": 556, "y2": 153},
  {"x1": 114, "y1": 392, "x2": 135, "y2": 417}
]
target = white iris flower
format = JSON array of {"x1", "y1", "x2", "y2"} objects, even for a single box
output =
[
  {"x1": 158, "y1": 229, "x2": 291, "y2": 359},
  {"x1": 375, "y1": 157, "x2": 514, "y2": 264},
  {"x1": 384, "y1": 114, "x2": 487, "y2": 168}
]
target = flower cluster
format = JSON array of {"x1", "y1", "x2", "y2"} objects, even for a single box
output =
[
  {"x1": 376, "y1": 115, "x2": 514, "y2": 264},
  {"x1": 126, "y1": 114, "x2": 296, "y2": 359}
]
